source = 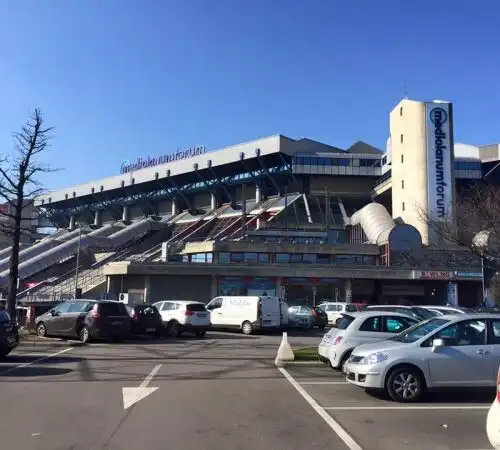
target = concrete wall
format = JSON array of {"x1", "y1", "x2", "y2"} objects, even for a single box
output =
[
  {"x1": 148, "y1": 275, "x2": 213, "y2": 303},
  {"x1": 309, "y1": 176, "x2": 375, "y2": 197},
  {"x1": 390, "y1": 99, "x2": 430, "y2": 244}
]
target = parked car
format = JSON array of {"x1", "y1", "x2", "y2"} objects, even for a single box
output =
[
  {"x1": 153, "y1": 300, "x2": 210, "y2": 337},
  {"x1": 288, "y1": 305, "x2": 328, "y2": 329},
  {"x1": 126, "y1": 304, "x2": 163, "y2": 336},
  {"x1": 365, "y1": 305, "x2": 438, "y2": 321},
  {"x1": 205, "y1": 296, "x2": 282, "y2": 335},
  {"x1": 317, "y1": 302, "x2": 364, "y2": 326},
  {"x1": 0, "y1": 310, "x2": 19, "y2": 357},
  {"x1": 318, "y1": 311, "x2": 418, "y2": 371},
  {"x1": 35, "y1": 300, "x2": 130, "y2": 343},
  {"x1": 344, "y1": 313, "x2": 500, "y2": 402},
  {"x1": 419, "y1": 305, "x2": 474, "y2": 315}
]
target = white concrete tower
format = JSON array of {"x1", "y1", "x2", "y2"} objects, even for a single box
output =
[{"x1": 389, "y1": 98, "x2": 455, "y2": 245}]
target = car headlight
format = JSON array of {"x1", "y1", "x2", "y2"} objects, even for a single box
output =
[{"x1": 360, "y1": 352, "x2": 388, "y2": 365}]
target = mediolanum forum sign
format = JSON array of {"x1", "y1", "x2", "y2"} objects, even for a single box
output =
[
  {"x1": 120, "y1": 145, "x2": 207, "y2": 174},
  {"x1": 425, "y1": 102, "x2": 453, "y2": 222}
]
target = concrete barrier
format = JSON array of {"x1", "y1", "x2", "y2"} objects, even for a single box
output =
[{"x1": 274, "y1": 331, "x2": 295, "y2": 367}]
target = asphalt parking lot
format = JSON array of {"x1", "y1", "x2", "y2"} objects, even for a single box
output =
[
  {"x1": 0, "y1": 331, "x2": 495, "y2": 450},
  {"x1": 0, "y1": 331, "x2": 346, "y2": 450},
  {"x1": 281, "y1": 361, "x2": 494, "y2": 450}
]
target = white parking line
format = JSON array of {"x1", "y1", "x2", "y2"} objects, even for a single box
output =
[
  {"x1": 279, "y1": 367, "x2": 363, "y2": 450},
  {"x1": 0, "y1": 347, "x2": 73, "y2": 375},
  {"x1": 323, "y1": 405, "x2": 490, "y2": 411},
  {"x1": 300, "y1": 381, "x2": 348, "y2": 385}
]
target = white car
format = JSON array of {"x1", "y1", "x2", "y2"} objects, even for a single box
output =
[
  {"x1": 317, "y1": 302, "x2": 362, "y2": 325},
  {"x1": 344, "y1": 313, "x2": 500, "y2": 402},
  {"x1": 318, "y1": 311, "x2": 418, "y2": 371},
  {"x1": 153, "y1": 300, "x2": 211, "y2": 337},
  {"x1": 419, "y1": 305, "x2": 473, "y2": 315}
]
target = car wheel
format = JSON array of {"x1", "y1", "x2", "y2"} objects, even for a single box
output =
[
  {"x1": 166, "y1": 321, "x2": 181, "y2": 337},
  {"x1": 386, "y1": 366, "x2": 425, "y2": 402},
  {"x1": 241, "y1": 321, "x2": 253, "y2": 335},
  {"x1": 36, "y1": 322, "x2": 47, "y2": 338},
  {"x1": 79, "y1": 326, "x2": 92, "y2": 344},
  {"x1": 195, "y1": 330, "x2": 206, "y2": 338}
]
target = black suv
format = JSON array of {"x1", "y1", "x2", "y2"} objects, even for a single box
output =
[
  {"x1": 0, "y1": 310, "x2": 19, "y2": 357},
  {"x1": 35, "y1": 300, "x2": 130, "y2": 343}
]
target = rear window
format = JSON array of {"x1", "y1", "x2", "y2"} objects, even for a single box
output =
[
  {"x1": 186, "y1": 303, "x2": 207, "y2": 312},
  {"x1": 337, "y1": 314, "x2": 355, "y2": 330},
  {"x1": 134, "y1": 305, "x2": 159, "y2": 316},
  {"x1": 0, "y1": 310, "x2": 10, "y2": 322},
  {"x1": 98, "y1": 302, "x2": 128, "y2": 316}
]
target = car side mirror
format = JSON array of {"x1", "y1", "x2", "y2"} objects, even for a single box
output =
[
  {"x1": 432, "y1": 338, "x2": 446, "y2": 352},
  {"x1": 51, "y1": 310, "x2": 59, "y2": 317}
]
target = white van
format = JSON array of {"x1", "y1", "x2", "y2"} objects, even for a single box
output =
[{"x1": 206, "y1": 296, "x2": 282, "y2": 335}]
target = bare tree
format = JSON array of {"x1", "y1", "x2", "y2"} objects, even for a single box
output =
[
  {"x1": 423, "y1": 183, "x2": 500, "y2": 260},
  {"x1": 0, "y1": 109, "x2": 53, "y2": 318}
]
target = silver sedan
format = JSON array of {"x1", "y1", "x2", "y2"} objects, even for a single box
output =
[{"x1": 344, "y1": 313, "x2": 500, "y2": 402}]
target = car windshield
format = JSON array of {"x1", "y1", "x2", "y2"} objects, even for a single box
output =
[
  {"x1": 411, "y1": 307, "x2": 438, "y2": 319},
  {"x1": 389, "y1": 318, "x2": 450, "y2": 343},
  {"x1": 135, "y1": 305, "x2": 159, "y2": 315}
]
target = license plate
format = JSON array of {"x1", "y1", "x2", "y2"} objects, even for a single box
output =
[
  {"x1": 112, "y1": 321, "x2": 122, "y2": 326},
  {"x1": 197, "y1": 313, "x2": 207, "y2": 317},
  {"x1": 146, "y1": 328, "x2": 155, "y2": 332}
]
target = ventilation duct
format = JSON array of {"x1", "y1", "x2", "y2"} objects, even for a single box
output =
[{"x1": 351, "y1": 203, "x2": 396, "y2": 245}]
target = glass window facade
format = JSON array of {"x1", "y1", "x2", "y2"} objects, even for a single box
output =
[
  {"x1": 191, "y1": 251, "x2": 377, "y2": 266},
  {"x1": 455, "y1": 160, "x2": 481, "y2": 171}
]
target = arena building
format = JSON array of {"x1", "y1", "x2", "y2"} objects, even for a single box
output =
[{"x1": 12, "y1": 98, "x2": 499, "y2": 307}]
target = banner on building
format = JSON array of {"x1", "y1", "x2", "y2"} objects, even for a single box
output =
[{"x1": 425, "y1": 102, "x2": 454, "y2": 223}]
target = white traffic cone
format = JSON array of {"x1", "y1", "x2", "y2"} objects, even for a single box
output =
[
  {"x1": 275, "y1": 331, "x2": 295, "y2": 367},
  {"x1": 487, "y1": 366, "x2": 500, "y2": 449}
]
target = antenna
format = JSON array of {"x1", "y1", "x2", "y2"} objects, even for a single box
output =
[{"x1": 403, "y1": 86, "x2": 409, "y2": 99}]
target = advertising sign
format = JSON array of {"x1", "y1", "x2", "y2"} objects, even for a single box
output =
[
  {"x1": 414, "y1": 270, "x2": 453, "y2": 280},
  {"x1": 425, "y1": 103, "x2": 453, "y2": 222}
]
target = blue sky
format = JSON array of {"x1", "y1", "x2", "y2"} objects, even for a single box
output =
[{"x1": 0, "y1": 0, "x2": 499, "y2": 190}]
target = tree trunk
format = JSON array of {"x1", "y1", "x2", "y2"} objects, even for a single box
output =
[{"x1": 6, "y1": 205, "x2": 22, "y2": 319}]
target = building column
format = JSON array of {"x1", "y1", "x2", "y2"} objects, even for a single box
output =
[
  {"x1": 210, "y1": 193, "x2": 217, "y2": 211},
  {"x1": 93, "y1": 210, "x2": 101, "y2": 227},
  {"x1": 211, "y1": 276, "x2": 218, "y2": 299},
  {"x1": 255, "y1": 184, "x2": 261, "y2": 203},
  {"x1": 122, "y1": 205, "x2": 129, "y2": 222},
  {"x1": 171, "y1": 200, "x2": 178, "y2": 216},
  {"x1": 69, "y1": 215, "x2": 75, "y2": 230},
  {"x1": 344, "y1": 279, "x2": 352, "y2": 303},
  {"x1": 144, "y1": 275, "x2": 152, "y2": 303}
]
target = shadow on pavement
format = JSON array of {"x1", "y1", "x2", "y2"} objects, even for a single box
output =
[
  {"x1": 0, "y1": 355, "x2": 82, "y2": 365},
  {"x1": 366, "y1": 387, "x2": 496, "y2": 404},
  {"x1": 0, "y1": 366, "x2": 73, "y2": 377}
]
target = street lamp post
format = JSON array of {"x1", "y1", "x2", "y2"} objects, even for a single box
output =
[{"x1": 74, "y1": 223, "x2": 82, "y2": 299}]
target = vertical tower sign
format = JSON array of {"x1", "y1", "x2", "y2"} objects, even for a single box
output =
[{"x1": 425, "y1": 102, "x2": 453, "y2": 222}]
